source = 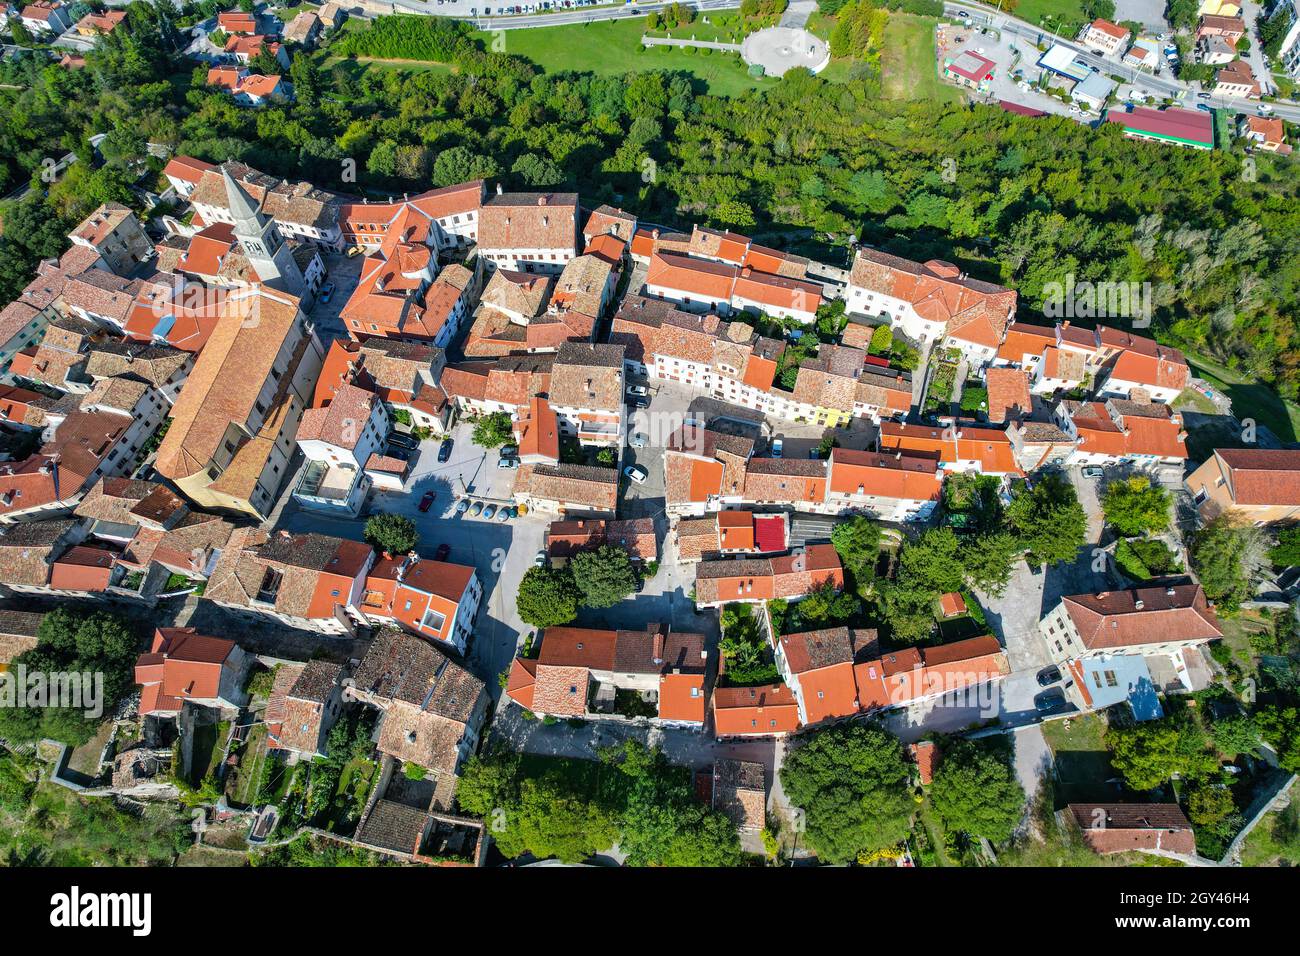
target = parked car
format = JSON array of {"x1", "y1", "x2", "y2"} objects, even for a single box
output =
[
  {"x1": 1034, "y1": 689, "x2": 1070, "y2": 715},
  {"x1": 456, "y1": 499, "x2": 470, "y2": 514},
  {"x1": 437, "y1": 438, "x2": 453, "y2": 462},
  {"x1": 418, "y1": 491, "x2": 436, "y2": 513},
  {"x1": 957, "y1": 8, "x2": 968, "y2": 15},
  {"x1": 771, "y1": 438, "x2": 783, "y2": 458},
  {"x1": 1037, "y1": 665, "x2": 1062, "y2": 687},
  {"x1": 626, "y1": 384, "x2": 648, "y2": 397},
  {"x1": 434, "y1": 543, "x2": 451, "y2": 561},
  {"x1": 483, "y1": 504, "x2": 497, "y2": 519},
  {"x1": 318, "y1": 281, "x2": 336, "y2": 303},
  {"x1": 1081, "y1": 466, "x2": 1104, "y2": 479},
  {"x1": 629, "y1": 432, "x2": 647, "y2": 448},
  {"x1": 1197, "y1": 91, "x2": 1212, "y2": 99},
  {"x1": 534, "y1": 550, "x2": 547, "y2": 567},
  {"x1": 499, "y1": 444, "x2": 518, "y2": 458},
  {"x1": 624, "y1": 464, "x2": 648, "y2": 484},
  {"x1": 496, "y1": 506, "x2": 511, "y2": 521},
  {"x1": 1196, "y1": 103, "x2": 1212, "y2": 112},
  {"x1": 470, "y1": 501, "x2": 483, "y2": 516},
  {"x1": 497, "y1": 457, "x2": 519, "y2": 469},
  {"x1": 388, "y1": 431, "x2": 418, "y2": 450}
]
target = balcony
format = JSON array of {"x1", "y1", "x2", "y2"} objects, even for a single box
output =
[{"x1": 294, "y1": 459, "x2": 364, "y2": 512}]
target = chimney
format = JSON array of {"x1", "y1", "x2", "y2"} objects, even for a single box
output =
[
  {"x1": 496, "y1": 183, "x2": 503, "y2": 196},
  {"x1": 537, "y1": 195, "x2": 548, "y2": 206},
  {"x1": 1135, "y1": 599, "x2": 1145, "y2": 610},
  {"x1": 1061, "y1": 320, "x2": 1070, "y2": 329},
  {"x1": 1166, "y1": 586, "x2": 1176, "y2": 596},
  {"x1": 652, "y1": 631, "x2": 664, "y2": 664}
]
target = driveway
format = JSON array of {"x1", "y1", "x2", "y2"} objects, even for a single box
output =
[{"x1": 1011, "y1": 724, "x2": 1053, "y2": 819}]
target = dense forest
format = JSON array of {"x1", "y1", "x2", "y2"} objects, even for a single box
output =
[{"x1": 2, "y1": 5, "x2": 1299, "y2": 400}]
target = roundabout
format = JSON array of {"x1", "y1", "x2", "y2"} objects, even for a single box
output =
[{"x1": 740, "y1": 27, "x2": 830, "y2": 78}]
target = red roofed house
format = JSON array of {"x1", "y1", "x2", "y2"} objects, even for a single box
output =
[
  {"x1": 877, "y1": 420, "x2": 1023, "y2": 476},
  {"x1": 1215, "y1": 58, "x2": 1261, "y2": 98},
  {"x1": 1070, "y1": 803, "x2": 1196, "y2": 857},
  {"x1": 693, "y1": 542, "x2": 844, "y2": 608},
  {"x1": 711, "y1": 682, "x2": 801, "y2": 738},
  {"x1": 1057, "y1": 399, "x2": 1187, "y2": 467},
  {"x1": 73, "y1": 9, "x2": 125, "y2": 36},
  {"x1": 545, "y1": 516, "x2": 659, "y2": 564},
  {"x1": 294, "y1": 380, "x2": 389, "y2": 516},
  {"x1": 827, "y1": 446, "x2": 945, "y2": 522},
  {"x1": 504, "y1": 625, "x2": 707, "y2": 727},
  {"x1": 217, "y1": 10, "x2": 257, "y2": 34},
  {"x1": 162, "y1": 156, "x2": 217, "y2": 200},
  {"x1": 20, "y1": 1, "x2": 72, "y2": 35},
  {"x1": 1186, "y1": 448, "x2": 1300, "y2": 524},
  {"x1": 1039, "y1": 584, "x2": 1222, "y2": 672},
  {"x1": 984, "y1": 366, "x2": 1033, "y2": 423},
  {"x1": 1238, "y1": 114, "x2": 1291, "y2": 154},
  {"x1": 1081, "y1": 18, "x2": 1131, "y2": 54},
  {"x1": 359, "y1": 553, "x2": 482, "y2": 654},
  {"x1": 845, "y1": 249, "x2": 1017, "y2": 363},
  {"x1": 135, "y1": 627, "x2": 250, "y2": 718}
]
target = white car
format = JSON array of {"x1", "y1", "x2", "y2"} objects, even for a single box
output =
[
  {"x1": 626, "y1": 384, "x2": 648, "y2": 397},
  {"x1": 624, "y1": 464, "x2": 648, "y2": 484},
  {"x1": 771, "y1": 438, "x2": 783, "y2": 458}
]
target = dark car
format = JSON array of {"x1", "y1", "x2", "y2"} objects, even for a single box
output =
[
  {"x1": 318, "y1": 281, "x2": 336, "y2": 303},
  {"x1": 437, "y1": 438, "x2": 453, "y2": 463},
  {"x1": 1037, "y1": 665, "x2": 1062, "y2": 687},
  {"x1": 434, "y1": 543, "x2": 451, "y2": 561},
  {"x1": 1034, "y1": 690, "x2": 1070, "y2": 715},
  {"x1": 388, "y1": 432, "x2": 418, "y2": 450},
  {"x1": 499, "y1": 444, "x2": 518, "y2": 458},
  {"x1": 418, "y1": 491, "x2": 436, "y2": 513}
]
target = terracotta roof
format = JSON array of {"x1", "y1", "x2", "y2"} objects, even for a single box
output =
[
  {"x1": 985, "y1": 367, "x2": 1032, "y2": 422},
  {"x1": 828, "y1": 447, "x2": 944, "y2": 501},
  {"x1": 478, "y1": 192, "x2": 578, "y2": 252},
  {"x1": 1214, "y1": 448, "x2": 1300, "y2": 506},
  {"x1": 1059, "y1": 584, "x2": 1222, "y2": 650},
  {"x1": 712, "y1": 683, "x2": 801, "y2": 736}
]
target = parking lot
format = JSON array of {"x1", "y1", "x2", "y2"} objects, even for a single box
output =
[
  {"x1": 278, "y1": 421, "x2": 547, "y2": 695},
  {"x1": 310, "y1": 252, "x2": 363, "y2": 343}
]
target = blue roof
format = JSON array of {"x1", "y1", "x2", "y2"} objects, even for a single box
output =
[{"x1": 1079, "y1": 655, "x2": 1164, "y2": 721}]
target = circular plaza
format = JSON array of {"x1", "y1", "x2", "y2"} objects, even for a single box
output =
[{"x1": 740, "y1": 27, "x2": 830, "y2": 78}]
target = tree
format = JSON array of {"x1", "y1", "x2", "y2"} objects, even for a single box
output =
[
  {"x1": 569, "y1": 545, "x2": 638, "y2": 609},
  {"x1": 1269, "y1": 526, "x2": 1300, "y2": 568},
  {"x1": 1101, "y1": 476, "x2": 1172, "y2": 537},
  {"x1": 0, "y1": 608, "x2": 140, "y2": 746},
  {"x1": 431, "y1": 146, "x2": 501, "y2": 188},
  {"x1": 1005, "y1": 473, "x2": 1087, "y2": 566},
  {"x1": 363, "y1": 513, "x2": 417, "y2": 554},
  {"x1": 1187, "y1": 786, "x2": 1235, "y2": 826},
  {"x1": 609, "y1": 741, "x2": 742, "y2": 867},
  {"x1": 1190, "y1": 515, "x2": 1267, "y2": 613},
  {"x1": 1106, "y1": 712, "x2": 1217, "y2": 791},
  {"x1": 830, "y1": 515, "x2": 881, "y2": 597},
  {"x1": 929, "y1": 737, "x2": 1026, "y2": 844},
  {"x1": 516, "y1": 566, "x2": 579, "y2": 628},
  {"x1": 960, "y1": 532, "x2": 1020, "y2": 596},
  {"x1": 1255, "y1": 705, "x2": 1300, "y2": 773},
  {"x1": 780, "y1": 723, "x2": 913, "y2": 863},
  {"x1": 471, "y1": 411, "x2": 513, "y2": 448},
  {"x1": 494, "y1": 775, "x2": 620, "y2": 863},
  {"x1": 867, "y1": 324, "x2": 893, "y2": 355},
  {"x1": 1210, "y1": 713, "x2": 1260, "y2": 757}
]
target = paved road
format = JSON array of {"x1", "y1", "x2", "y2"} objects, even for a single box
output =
[
  {"x1": 389, "y1": 0, "x2": 742, "y2": 31},
  {"x1": 945, "y1": 0, "x2": 1300, "y2": 122}
]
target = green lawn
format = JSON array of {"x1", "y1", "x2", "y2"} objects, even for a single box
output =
[
  {"x1": 883, "y1": 13, "x2": 963, "y2": 103},
  {"x1": 1239, "y1": 807, "x2": 1300, "y2": 867},
  {"x1": 476, "y1": 21, "x2": 774, "y2": 97},
  {"x1": 1011, "y1": 0, "x2": 1089, "y2": 34},
  {"x1": 1186, "y1": 351, "x2": 1300, "y2": 444},
  {"x1": 226, "y1": 725, "x2": 269, "y2": 807},
  {"x1": 1041, "y1": 713, "x2": 1117, "y2": 804}
]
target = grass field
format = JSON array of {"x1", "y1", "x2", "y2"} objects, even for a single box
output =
[
  {"x1": 882, "y1": 13, "x2": 963, "y2": 103},
  {"x1": 1010, "y1": 0, "x2": 1089, "y2": 32},
  {"x1": 1040, "y1": 713, "x2": 1118, "y2": 804},
  {"x1": 1239, "y1": 807, "x2": 1300, "y2": 867},
  {"x1": 1186, "y1": 351, "x2": 1300, "y2": 444}
]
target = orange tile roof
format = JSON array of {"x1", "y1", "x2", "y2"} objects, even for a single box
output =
[
  {"x1": 712, "y1": 683, "x2": 800, "y2": 736},
  {"x1": 828, "y1": 448, "x2": 944, "y2": 501}
]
